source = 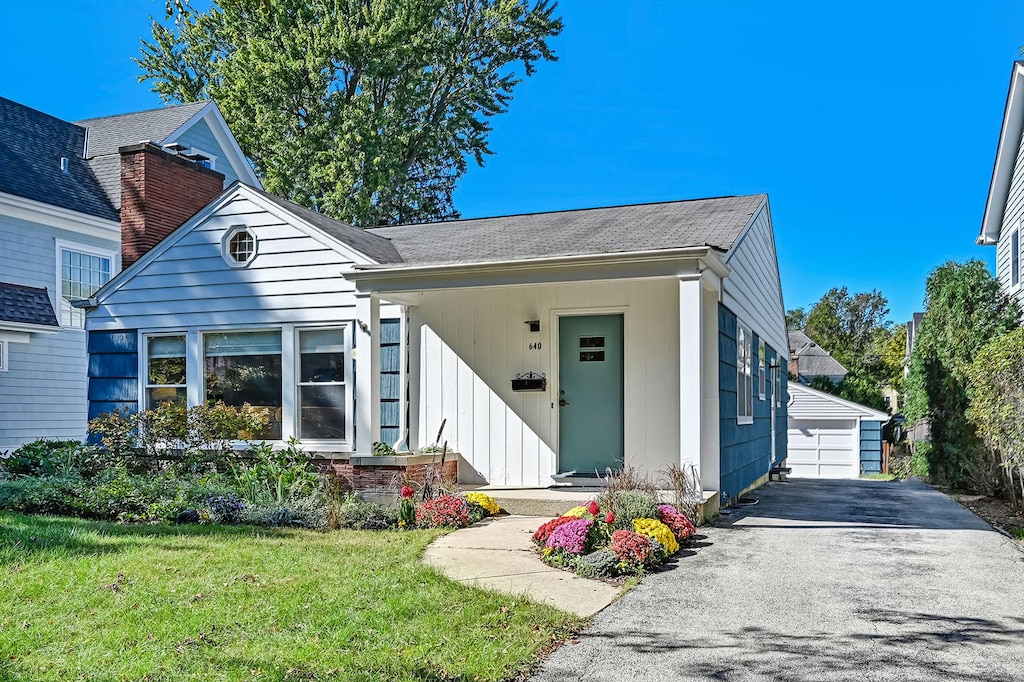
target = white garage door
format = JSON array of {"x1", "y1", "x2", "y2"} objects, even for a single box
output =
[{"x1": 787, "y1": 419, "x2": 859, "y2": 479}]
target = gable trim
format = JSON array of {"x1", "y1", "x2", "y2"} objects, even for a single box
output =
[{"x1": 979, "y1": 61, "x2": 1024, "y2": 246}]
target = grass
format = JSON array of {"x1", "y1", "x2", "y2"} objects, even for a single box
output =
[
  {"x1": 1013, "y1": 528, "x2": 1024, "y2": 541},
  {"x1": 861, "y1": 473, "x2": 897, "y2": 481},
  {"x1": 0, "y1": 513, "x2": 582, "y2": 681}
]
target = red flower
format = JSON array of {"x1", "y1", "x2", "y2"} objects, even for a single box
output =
[
  {"x1": 531, "y1": 516, "x2": 576, "y2": 546},
  {"x1": 605, "y1": 511, "x2": 615, "y2": 525},
  {"x1": 587, "y1": 500, "x2": 600, "y2": 516},
  {"x1": 400, "y1": 486, "x2": 415, "y2": 499},
  {"x1": 609, "y1": 530, "x2": 651, "y2": 566}
]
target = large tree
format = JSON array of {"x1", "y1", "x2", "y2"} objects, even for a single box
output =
[
  {"x1": 137, "y1": 0, "x2": 562, "y2": 226},
  {"x1": 903, "y1": 260, "x2": 1019, "y2": 490},
  {"x1": 805, "y1": 287, "x2": 891, "y2": 380}
]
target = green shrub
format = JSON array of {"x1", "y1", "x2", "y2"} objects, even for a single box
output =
[
  {"x1": 573, "y1": 549, "x2": 619, "y2": 579},
  {"x1": 1, "y1": 439, "x2": 109, "y2": 479},
  {"x1": 239, "y1": 495, "x2": 327, "y2": 529},
  {"x1": 911, "y1": 442, "x2": 932, "y2": 479},
  {"x1": 231, "y1": 439, "x2": 318, "y2": 505},
  {"x1": 598, "y1": 490, "x2": 659, "y2": 531},
  {"x1": 372, "y1": 441, "x2": 397, "y2": 456},
  {"x1": 334, "y1": 494, "x2": 398, "y2": 530}
]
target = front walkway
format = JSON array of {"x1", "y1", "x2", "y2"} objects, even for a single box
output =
[
  {"x1": 531, "y1": 478, "x2": 1024, "y2": 681},
  {"x1": 423, "y1": 515, "x2": 619, "y2": 617}
]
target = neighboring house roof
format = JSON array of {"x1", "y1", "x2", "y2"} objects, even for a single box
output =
[
  {"x1": 979, "y1": 60, "x2": 1024, "y2": 246},
  {"x1": 788, "y1": 330, "x2": 849, "y2": 380},
  {"x1": 248, "y1": 186, "x2": 404, "y2": 265},
  {"x1": 0, "y1": 282, "x2": 59, "y2": 329},
  {"x1": 367, "y1": 194, "x2": 766, "y2": 268},
  {"x1": 0, "y1": 97, "x2": 118, "y2": 222},
  {"x1": 788, "y1": 383, "x2": 890, "y2": 421},
  {"x1": 75, "y1": 102, "x2": 210, "y2": 158}
]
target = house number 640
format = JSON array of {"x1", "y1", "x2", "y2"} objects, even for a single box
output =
[{"x1": 529, "y1": 342, "x2": 542, "y2": 350}]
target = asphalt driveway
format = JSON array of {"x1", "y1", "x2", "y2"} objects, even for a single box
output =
[{"x1": 532, "y1": 478, "x2": 1024, "y2": 682}]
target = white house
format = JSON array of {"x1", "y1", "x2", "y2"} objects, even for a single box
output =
[
  {"x1": 979, "y1": 60, "x2": 1024, "y2": 303},
  {"x1": 86, "y1": 185, "x2": 790, "y2": 503},
  {"x1": 0, "y1": 97, "x2": 257, "y2": 452}
]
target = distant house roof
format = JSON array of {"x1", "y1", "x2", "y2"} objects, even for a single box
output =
[
  {"x1": 75, "y1": 101, "x2": 210, "y2": 158},
  {"x1": 0, "y1": 282, "x2": 59, "y2": 329},
  {"x1": 0, "y1": 97, "x2": 118, "y2": 221},
  {"x1": 366, "y1": 194, "x2": 766, "y2": 268},
  {"x1": 788, "y1": 330, "x2": 849, "y2": 380}
]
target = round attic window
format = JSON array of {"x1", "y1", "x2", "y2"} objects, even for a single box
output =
[{"x1": 224, "y1": 228, "x2": 256, "y2": 266}]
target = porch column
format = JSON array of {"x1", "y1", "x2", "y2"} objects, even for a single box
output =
[
  {"x1": 679, "y1": 273, "x2": 721, "y2": 493},
  {"x1": 354, "y1": 292, "x2": 381, "y2": 453}
]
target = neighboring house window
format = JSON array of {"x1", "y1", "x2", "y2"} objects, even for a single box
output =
[
  {"x1": 222, "y1": 227, "x2": 257, "y2": 267},
  {"x1": 58, "y1": 244, "x2": 112, "y2": 328},
  {"x1": 145, "y1": 335, "x2": 187, "y2": 408},
  {"x1": 737, "y1": 325, "x2": 753, "y2": 423},
  {"x1": 186, "y1": 147, "x2": 217, "y2": 171},
  {"x1": 758, "y1": 340, "x2": 766, "y2": 400},
  {"x1": 298, "y1": 328, "x2": 348, "y2": 439},
  {"x1": 204, "y1": 331, "x2": 282, "y2": 439},
  {"x1": 1013, "y1": 229, "x2": 1020, "y2": 288}
]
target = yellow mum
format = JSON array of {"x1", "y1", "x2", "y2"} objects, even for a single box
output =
[
  {"x1": 633, "y1": 518, "x2": 680, "y2": 555},
  {"x1": 562, "y1": 506, "x2": 589, "y2": 519},
  {"x1": 466, "y1": 492, "x2": 501, "y2": 516}
]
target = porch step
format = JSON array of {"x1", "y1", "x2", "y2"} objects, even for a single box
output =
[{"x1": 467, "y1": 487, "x2": 720, "y2": 525}]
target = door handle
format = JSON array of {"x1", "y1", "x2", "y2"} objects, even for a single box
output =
[{"x1": 559, "y1": 399, "x2": 570, "y2": 407}]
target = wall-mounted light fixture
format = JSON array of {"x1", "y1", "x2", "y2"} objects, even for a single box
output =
[{"x1": 525, "y1": 320, "x2": 541, "y2": 333}]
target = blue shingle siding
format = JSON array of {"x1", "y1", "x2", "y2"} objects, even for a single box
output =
[
  {"x1": 860, "y1": 420, "x2": 883, "y2": 474},
  {"x1": 718, "y1": 303, "x2": 787, "y2": 502},
  {"x1": 87, "y1": 330, "x2": 139, "y2": 421},
  {"x1": 379, "y1": 318, "x2": 402, "y2": 445}
]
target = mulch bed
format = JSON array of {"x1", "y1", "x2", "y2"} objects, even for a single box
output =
[{"x1": 947, "y1": 490, "x2": 1024, "y2": 539}]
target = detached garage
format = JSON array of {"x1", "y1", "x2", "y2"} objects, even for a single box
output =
[{"x1": 786, "y1": 384, "x2": 890, "y2": 479}]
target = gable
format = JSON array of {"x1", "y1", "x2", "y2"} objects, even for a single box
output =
[
  {"x1": 87, "y1": 193, "x2": 365, "y2": 331},
  {"x1": 994, "y1": 123, "x2": 1024, "y2": 305},
  {"x1": 170, "y1": 118, "x2": 241, "y2": 185},
  {"x1": 980, "y1": 61, "x2": 1024, "y2": 247},
  {"x1": 788, "y1": 383, "x2": 889, "y2": 421},
  {"x1": 721, "y1": 199, "x2": 789, "y2": 359}
]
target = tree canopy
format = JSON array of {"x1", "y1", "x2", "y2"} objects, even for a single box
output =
[
  {"x1": 805, "y1": 287, "x2": 891, "y2": 379},
  {"x1": 137, "y1": 0, "x2": 562, "y2": 226}
]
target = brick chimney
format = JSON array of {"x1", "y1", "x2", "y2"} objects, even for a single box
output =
[
  {"x1": 788, "y1": 357, "x2": 799, "y2": 377},
  {"x1": 119, "y1": 142, "x2": 225, "y2": 268}
]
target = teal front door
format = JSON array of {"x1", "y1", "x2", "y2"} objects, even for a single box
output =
[{"x1": 558, "y1": 314, "x2": 624, "y2": 474}]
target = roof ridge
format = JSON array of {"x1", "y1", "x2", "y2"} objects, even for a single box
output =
[
  {"x1": 369, "y1": 193, "x2": 766, "y2": 231},
  {"x1": 74, "y1": 100, "x2": 209, "y2": 124}
]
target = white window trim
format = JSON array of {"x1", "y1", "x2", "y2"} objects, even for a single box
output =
[
  {"x1": 1013, "y1": 226, "x2": 1022, "y2": 289},
  {"x1": 186, "y1": 147, "x2": 218, "y2": 171},
  {"x1": 141, "y1": 332, "x2": 188, "y2": 410},
  {"x1": 758, "y1": 340, "x2": 766, "y2": 400},
  {"x1": 55, "y1": 238, "x2": 117, "y2": 331},
  {"x1": 0, "y1": 339, "x2": 7, "y2": 372},
  {"x1": 220, "y1": 225, "x2": 258, "y2": 268},
  {"x1": 737, "y1": 324, "x2": 753, "y2": 425},
  {"x1": 293, "y1": 324, "x2": 355, "y2": 449}
]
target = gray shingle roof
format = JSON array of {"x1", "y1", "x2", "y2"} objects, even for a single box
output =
[
  {"x1": 249, "y1": 186, "x2": 404, "y2": 264},
  {"x1": 0, "y1": 97, "x2": 118, "y2": 221},
  {"x1": 76, "y1": 101, "x2": 209, "y2": 158},
  {"x1": 367, "y1": 194, "x2": 766, "y2": 268},
  {"x1": 788, "y1": 330, "x2": 848, "y2": 379},
  {"x1": 0, "y1": 282, "x2": 59, "y2": 328}
]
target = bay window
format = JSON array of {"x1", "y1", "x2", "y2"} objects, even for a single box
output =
[{"x1": 203, "y1": 331, "x2": 283, "y2": 439}]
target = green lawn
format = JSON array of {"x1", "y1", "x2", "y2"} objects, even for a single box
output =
[
  {"x1": 0, "y1": 513, "x2": 581, "y2": 681},
  {"x1": 861, "y1": 473, "x2": 897, "y2": 481},
  {"x1": 1013, "y1": 528, "x2": 1024, "y2": 541}
]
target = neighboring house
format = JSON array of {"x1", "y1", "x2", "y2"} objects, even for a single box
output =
[
  {"x1": 0, "y1": 96, "x2": 258, "y2": 452},
  {"x1": 787, "y1": 330, "x2": 848, "y2": 385},
  {"x1": 787, "y1": 383, "x2": 889, "y2": 479},
  {"x1": 86, "y1": 188, "x2": 789, "y2": 504},
  {"x1": 979, "y1": 60, "x2": 1024, "y2": 306}
]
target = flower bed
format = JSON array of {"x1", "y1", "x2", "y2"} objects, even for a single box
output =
[{"x1": 530, "y1": 492, "x2": 698, "y2": 579}]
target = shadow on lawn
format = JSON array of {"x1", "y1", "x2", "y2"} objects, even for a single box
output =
[
  {"x1": 551, "y1": 609, "x2": 1024, "y2": 682},
  {"x1": 0, "y1": 513, "x2": 292, "y2": 562}
]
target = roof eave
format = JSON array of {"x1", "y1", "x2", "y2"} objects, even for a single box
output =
[
  {"x1": 979, "y1": 61, "x2": 1024, "y2": 246},
  {"x1": 0, "y1": 320, "x2": 60, "y2": 334}
]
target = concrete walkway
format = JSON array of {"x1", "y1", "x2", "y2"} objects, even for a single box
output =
[
  {"x1": 422, "y1": 515, "x2": 619, "y2": 617},
  {"x1": 532, "y1": 478, "x2": 1024, "y2": 682}
]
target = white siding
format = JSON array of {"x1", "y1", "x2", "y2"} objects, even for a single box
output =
[
  {"x1": 722, "y1": 202, "x2": 789, "y2": 358},
  {"x1": 0, "y1": 212, "x2": 120, "y2": 450},
  {"x1": 997, "y1": 124, "x2": 1024, "y2": 307},
  {"x1": 408, "y1": 278, "x2": 681, "y2": 487},
  {"x1": 787, "y1": 384, "x2": 888, "y2": 421},
  {"x1": 89, "y1": 197, "x2": 362, "y2": 331}
]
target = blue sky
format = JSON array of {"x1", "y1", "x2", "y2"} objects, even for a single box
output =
[{"x1": 3, "y1": 1, "x2": 1022, "y2": 323}]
